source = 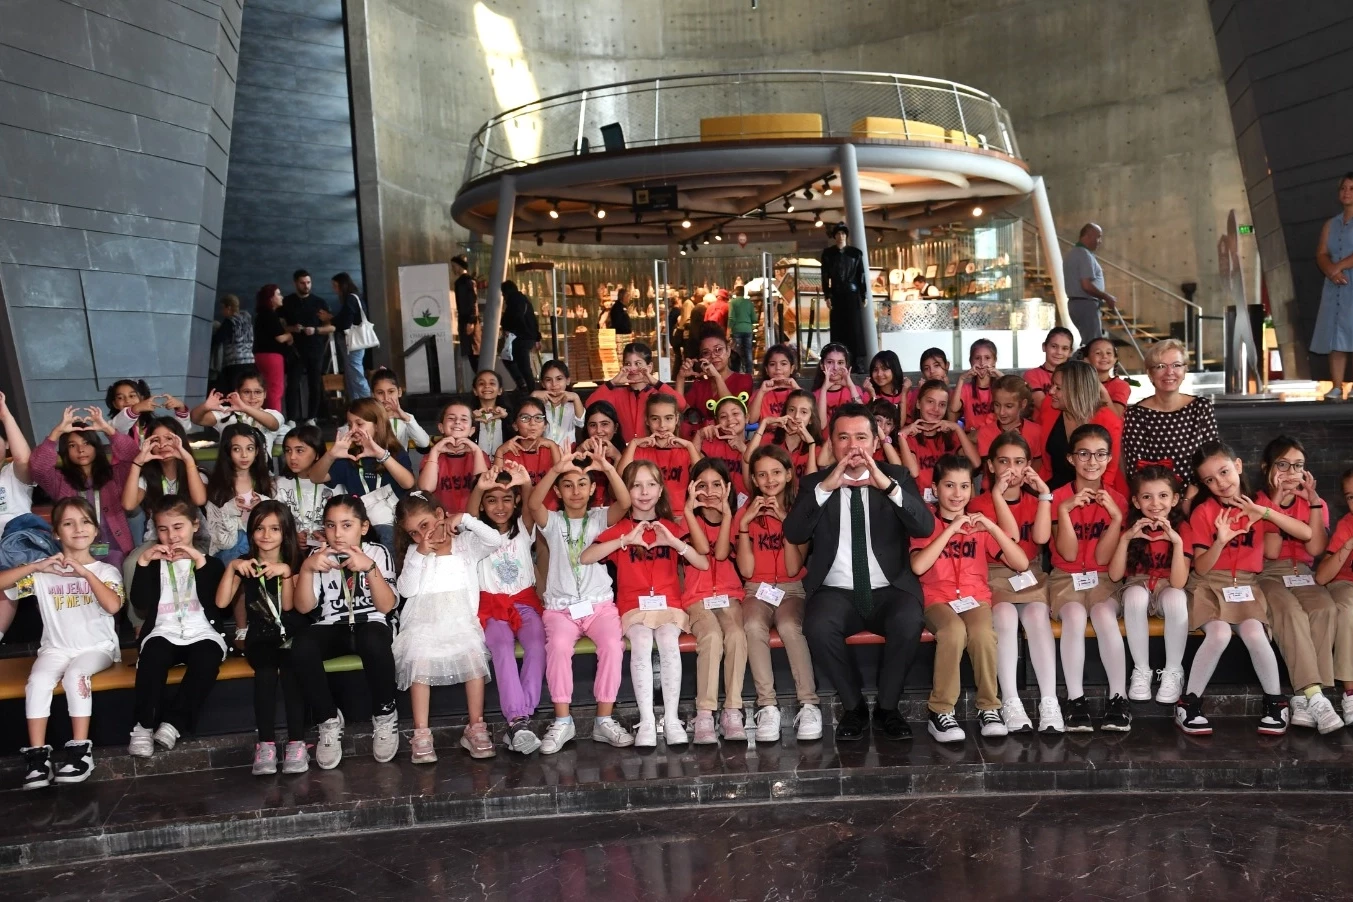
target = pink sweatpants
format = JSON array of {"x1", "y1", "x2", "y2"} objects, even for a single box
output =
[{"x1": 542, "y1": 602, "x2": 624, "y2": 704}]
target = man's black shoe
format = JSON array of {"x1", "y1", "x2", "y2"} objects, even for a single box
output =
[
  {"x1": 874, "y1": 706, "x2": 913, "y2": 740},
  {"x1": 835, "y1": 704, "x2": 870, "y2": 741}
]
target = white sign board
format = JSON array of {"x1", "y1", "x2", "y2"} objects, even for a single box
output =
[{"x1": 398, "y1": 263, "x2": 457, "y2": 393}]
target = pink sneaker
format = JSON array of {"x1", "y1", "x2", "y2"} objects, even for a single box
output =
[
  {"x1": 411, "y1": 727, "x2": 437, "y2": 764},
  {"x1": 692, "y1": 711, "x2": 718, "y2": 745},
  {"x1": 459, "y1": 721, "x2": 496, "y2": 759},
  {"x1": 282, "y1": 741, "x2": 309, "y2": 774},
  {"x1": 251, "y1": 742, "x2": 277, "y2": 776},
  {"x1": 721, "y1": 709, "x2": 748, "y2": 741}
]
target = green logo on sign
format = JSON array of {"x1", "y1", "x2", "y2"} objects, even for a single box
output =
[{"x1": 412, "y1": 295, "x2": 440, "y2": 327}]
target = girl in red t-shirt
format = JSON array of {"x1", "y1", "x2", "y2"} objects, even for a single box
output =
[
  {"x1": 676, "y1": 332, "x2": 753, "y2": 438},
  {"x1": 744, "y1": 389, "x2": 820, "y2": 481},
  {"x1": 1256, "y1": 436, "x2": 1343, "y2": 733},
  {"x1": 1085, "y1": 337, "x2": 1131, "y2": 416},
  {"x1": 975, "y1": 376, "x2": 1045, "y2": 471},
  {"x1": 620, "y1": 393, "x2": 702, "y2": 510},
  {"x1": 1188, "y1": 440, "x2": 1308, "y2": 735},
  {"x1": 948, "y1": 338, "x2": 1000, "y2": 434},
  {"x1": 1108, "y1": 466, "x2": 1190, "y2": 712},
  {"x1": 1049, "y1": 423, "x2": 1128, "y2": 732},
  {"x1": 910, "y1": 454, "x2": 1028, "y2": 743},
  {"x1": 1314, "y1": 466, "x2": 1353, "y2": 714},
  {"x1": 581, "y1": 401, "x2": 625, "y2": 507},
  {"x1": 865, "y1": 350, "x2": 908, "y2": 410},
  {"x1": 695, "y1": 395, "x2": 751, "y2": 500},
  {"x1": 813, "y1": 343, "x2": 865, "y2": 430},
  {"x1": 494, "y1": 397, "x2": 562, "y2": 490},
  {"x1": 900, "y1": 379, "x2": 980, "y2": 501},
  {"x1": 735, "y1": 445, "x2": 819, "y2": 742},
  {"x1": 417, "y1": 398, "x2": 488, "y2": 514},
  {"x1": 588, "y1": 343, "x2": 688, "y2": 442},
  {"x1": 681, "y1": 459, "x2": 748, "y2": 744},
  {"x1": 582, "y1": 459, "x2": 708, "y2": 748},
  {"x1": 969, "y1": 432, "x2": 1058, "y2": 734},
  {"x1": 748, "y1": 343, "x2": 800, "y2": 424},
  {"x1": 868, "y1": 399, "x2": 904, "y2": 467},
  {"x1": 1024, "y1": 326, "x2": 1073, "y2": 413}
]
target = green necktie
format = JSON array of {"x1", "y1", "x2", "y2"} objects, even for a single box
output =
[{"x1": 850, "y1": 487, "x2": 873, "y2": 618}]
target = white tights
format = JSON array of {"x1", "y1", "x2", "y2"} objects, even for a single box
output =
[
  {"x1": 993, "y1": 602, "x2": 1058, "y2": 700},
  {"x1": 1186, "y1": 619, "x2": 1281, "y2": 697},
  {"x1": 627, "y1": 623, "x2": 683, "y2": 726},
  {"x1": 1058, "y1": 600, "x2": 1127, "y2": 699},
  {"x1": 1122, "y1": 585, "x2": 1189, "y2": 674}
]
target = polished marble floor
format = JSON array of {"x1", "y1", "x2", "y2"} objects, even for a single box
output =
[{"x1": 13, "y1": 792, "x2": 1353, "y2": 901}]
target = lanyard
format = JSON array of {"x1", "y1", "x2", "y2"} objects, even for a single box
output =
[
  {"x1": 754, "y1": 512, "x2": 787, "y2": 581},
  {"x1": 166, "y1": 559, "x2": 195, "y2": 632},
  {"x1": 257, "y1": 574, "x2": 287, "y2": 640},
  {"x1": 340, "y1": 570, "x2": 358, "y2": 627},
  {"x1": 548, "y1": 401, "x2": 567, "y2": 438},
  {"x1": 85, "y1": 488, "x2": 102, "y2": 526},
  {"x1": 294, "y1": 477, "x2": 318, "y2": 523},
  {"x1": 562, "y1": 514, "x2": 588, "y2": 593},
  {"x1": 631, "y1": 518, "x2": 662, "y2": 595},
  {"x1": 356, "y1": 461, "x2": 377, "y2": 495},
  {"x1": 1072, "y1": 501, "x2": 1100, "y2": 573}
]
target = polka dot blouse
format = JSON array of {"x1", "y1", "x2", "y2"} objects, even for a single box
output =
[{"x1": 1121, "y1": 395, "x2": 1220, "y2": 487}]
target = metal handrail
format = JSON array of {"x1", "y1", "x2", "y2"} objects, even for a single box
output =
[
  {"x1": 402, "y1": 335, "x2": 441, "y2": 395},
  {"x1": 1053, "y1": 233, "x2": 1200, "y2": 312}
]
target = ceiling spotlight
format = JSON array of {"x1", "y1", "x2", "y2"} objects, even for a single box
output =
[
  {"x1": 595, "y1": 206, "x2": 606, "y2": 219},
  {"x1": 972, "y1": 206, "x2": 983, "y2": 217},
  {"x1": 535, "y1": 233, "x2": 543, "y2": 246},
  {"x1": 714, "y1": 232, "x2": 723, "y2": 242},
  {"x1": 784, "y1": 197, "x2": 795, "y2": 213},
  {"x1": 681, "y1": 213, "x2": 692, "y2": 229},
  {"x1": 804, "y1": 188, "x2": 814, "y2": 201},
  {"x1": 757, "y1": 205, "x2": 768, "y2": 218},
  {"x1": 788, "y1": 221, "x2": 797, "y2": 234},
  {"x1": 548, "y1": 200, "x2": 560, "y2": 219},
  {"x1": 923, "y1": 203, "x2": 934, "y2": 217},
  {"x1": 557, "y1": 230, "x2": 566, "y2": 242},
  {"x1": 595, "y1": 227, "x2": 603, "y2": 242},
  {"x1": 665, "y1": 224, "x2": 674, "y2": 238},
  {"x1": 814, "y1": 215, "x2": 824, "y2": 228},
  {"x1": 881, "y1": 208, "x2": 890, "y2": 222},
  {"x1": 679, "y1": 243, "x2": 688, "y2": 256},
  {"x1": 702, "y1": 235, "x2": 710, "y2": 245},
  {"x1": 822, "y1": 179, "x2": 834, "y2": 196}
]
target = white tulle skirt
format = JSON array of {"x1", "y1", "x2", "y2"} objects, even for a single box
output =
[{"x1": 392, "y1": 590, "x2": 491, "y2": 689}]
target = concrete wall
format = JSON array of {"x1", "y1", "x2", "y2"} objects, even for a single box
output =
[
  {"x1": 348, "y1": 0, "x2": 1250, "y2": 359},
  {"x1": 1210, "y1": 0, "x2": 1353, "y2": 379},
  {"x1": 0, "y1": 0, "x2": 242, "y2": 436},
  {"x1": 217, "y1": 0, "x2": 362, "y2": 312}
]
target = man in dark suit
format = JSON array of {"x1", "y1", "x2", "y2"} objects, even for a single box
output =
[{"x1": 784, "y1": 402, "x2": 934, "y2": 741}]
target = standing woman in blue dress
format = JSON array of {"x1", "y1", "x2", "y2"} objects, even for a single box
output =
[{"x1": 1311, "y1": 173, "x2": 1353, "y2": 401}]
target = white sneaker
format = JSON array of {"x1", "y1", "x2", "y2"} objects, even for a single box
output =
[
  {"x1": 635, "y1": 720, "x2": 657, "y2": 748},
  {"x1": 153, "y1": 722, "x2": 180, "y2": 750},
  {"x1": 1290, "y1": 694, "x2": 1316, "y2": 729},
  {"x1": 1000, "y1": 697, "x2": 1033, "y2": 733},
  {"x1": 1128, "y1": 666, "x2": 1153, "y2": 702},
  {"x1": 1342, "y1": 693, "x2": 1353, "y2": 727},
  {"x1": 1037, "y1": 697, "x2": 1065, "y2": 734},
  {"x1": 371, "y1": 711, "x2": 400, "y2": 763},
  {"x1": 755, "y1": 706, "x2": 782, "y2": 742},
  {"x1": 128, "y1": 725, "x2": 155, "y2": 758},
  {"x1": 316, "y1": 711, "x2": 345, "y2": 770},
  {"x1": 664, "y1": 718, "x2": 688, "y2": 746},
  {"x1": 795, "y1": 703, "x2": 823, "y2": 741},
  {"x1": 591, "y1": 717, "x2": 635, "y2": 748},
  {"x1": 1155, "y1": 667, "x2": 1185, "y2": 705},
  {"x1": 1308, "y1": 692, "x2": 1345, "y2": 735},
  {"x1": 979, "y1": 709, "x2": 1009, "y2": 738},
  {"x1": 540, "y1": 719, "x2": 577, "y2": 755},
  {"x1": 928, "y1": 710, "x2": 965, "y2": 743}
]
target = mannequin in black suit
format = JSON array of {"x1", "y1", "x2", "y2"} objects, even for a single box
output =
[
  {"x1": 819, "y1": 223, "x2": 870, "y2": 371},
  {"x1": 783, "y1": 402, "x2": 934, "y2": 740}
]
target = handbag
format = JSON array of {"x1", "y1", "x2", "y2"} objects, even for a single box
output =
[{"x1": 345, "y1": 295, "x2": 380, "y2": 352}]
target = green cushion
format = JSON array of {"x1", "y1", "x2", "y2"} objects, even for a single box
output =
[{"x1": 322, "y1": 654, "x2": 366, "y2": 673}]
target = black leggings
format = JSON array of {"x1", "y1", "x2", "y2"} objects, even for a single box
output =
[
  {"x1": 134, "y1": 637, "x2": 224, "y2": 733},
  {"x1": 290, "y1": 621, "x2": 396, "y2": 722},
  {"x1": 245, "y1": 636, "x2": 306, "y2": 743}
]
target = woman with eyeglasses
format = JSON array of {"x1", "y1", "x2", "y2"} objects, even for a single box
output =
[{"x1": 1121, "y1": 339, "x2": 1219, "y2": 508}]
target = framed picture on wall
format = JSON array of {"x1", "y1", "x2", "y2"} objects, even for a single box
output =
[
  {"x1": 925, "y1": 264, "x2": 938, "y2": 279},
  {"x1": 944, "y1": 261, "x2": 958, "y2": 277}
]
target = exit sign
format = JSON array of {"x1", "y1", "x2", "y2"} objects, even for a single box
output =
[{"x1": 1237, "y1": 224, "x2": 1254, "y2": 234}]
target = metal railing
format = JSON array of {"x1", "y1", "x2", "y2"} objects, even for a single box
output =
[
  {"x1": 402, "y1": 335, "x2": 441, "y2": 395},
  {"x1": 463, "y1": 70, "x2": 1022, "y2": 183}
]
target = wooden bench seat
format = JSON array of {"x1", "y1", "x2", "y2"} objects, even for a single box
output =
[
  {"x1": 699, "y1": 113, "x2": 824, "y2": 141},
  {"x1": 850, "y1": 116, "x2": 981, "y2": 147}
]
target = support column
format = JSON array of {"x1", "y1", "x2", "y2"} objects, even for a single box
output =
[
  {"x1": 1030, "y1": 176, "x2": 1073, "y2": 344},
  {"x1": 838, "y1": 143, "x2": 878, "y2": 363},
  {"x1": 478, "y1": 174, "x2": 517, "y2": 372}
]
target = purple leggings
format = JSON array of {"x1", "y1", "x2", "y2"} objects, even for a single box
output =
[{"x1": 482, "y1": 604, "x2": 546, "y2": 721}]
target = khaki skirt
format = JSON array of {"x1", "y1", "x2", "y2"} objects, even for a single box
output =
[
  {"x1": 988, "y1": 561, "x2": 1049, "y2": 606},
  {"x1": 1047, "y1": 568, "x2": 1122, "y2": 619},
  {"x1": 621, "y1": 607, "x2": 689, "y2": 633},
  {"x1": 1189, "y1": 570, "x2": 1267, "y2": 630},
  {"x1": 1121, "y1": 574, "x2": 1196, "y2": 616}
]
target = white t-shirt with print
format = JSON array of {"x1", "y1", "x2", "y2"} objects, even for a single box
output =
[
  {"x1": 275, "y1": 477, "x2": 345, "y2": 546},
  {"x1": 5, "y1": 562, "x2": 122, "y2": 658},
  {"x1": 136, "y1": 470, "x2": 208, "y2": 541},
  {"x1": 214, "y1": 409, "x2": 285, "y2": 455},
  {"x1": 142, "y1": 559, "x2": 225, "y2": 652},
  {"x1": 308, "y1": 542, "x2": 395, "y2": 626},
  {"x1": 539, "y1": 508, "x2": 614, "y2": 611},
  {"x1": 476, "y1": 518, "x2": 536, "y2": 596},
  {"x1": 0, "y1": 462, "x2": 35, "y2": 532}
]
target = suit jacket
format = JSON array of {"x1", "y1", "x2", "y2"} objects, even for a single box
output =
[
  {"x1": 819, "y1": 245, "x2": 869, "y2": 303},
  {"x1": 783, "y1": 462, "x2": 934, "y2": 597}
]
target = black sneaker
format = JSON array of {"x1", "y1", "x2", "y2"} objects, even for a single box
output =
[
  {"x1": 1259, "y1": 694, "x2": 1290, "y2": 736},
  {"x1": 1175, "y1": 693, "x2": 1212, "y2": 735},
  {"x1": 874, "y1": 706, "x2": 913, "y2": 741},
  {"x1": 1064, "y1": 697, "x2": 1093, "y2": 732},
  {"x1": 54, "y1": 740, "x2": 94, "y2": 784},
  {"x1": 1100, "y1": 695, "x2": 1132, "y2": 732},
  {"x1": 21, "y1": 745, "x2": 52, "y2": 790},
  {"x1": 835, "y1": 703, "x2": 870, "y2": 741}
]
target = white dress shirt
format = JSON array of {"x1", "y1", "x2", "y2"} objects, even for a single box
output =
[{"x1": 814, "y1": 474, "x2": 905, "y2": 591}]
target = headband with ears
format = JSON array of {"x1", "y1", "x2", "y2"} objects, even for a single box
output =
[{"x1": 706, "y1": 392, "x2": 750, "y2": 414}]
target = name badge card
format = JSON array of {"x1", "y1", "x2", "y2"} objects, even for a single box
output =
[
  {"x1": 1283, "y1": 574, "x2": 1316, "y2": 588},
  {"x1": 1008, "y1": 570, "x2": 1038, "y2": 592},
  {"x1": 639, "y1": 594, "x2": 668, "y2": 611},
  {"x1": 1222, "y1": 585, "x2": 1255, "y2": 603},
  {"x1": 568, "y1": 601, "x2": 594, "y2": 621},
  {"x1": 948, "y1": 596, "x2": 981, "y2": 614},
  {"x1": 756, "y1": 583, "x2": 786, "y2": 606},
  {"x1": 923, "y1": 487, "x2": 938, "y2": 504},
  {"x1": 1071, "y1": 571, "x2": 1100, "y2": 592},
  {"x1": 703, "y1": 594, "x2": 730, "y2": 610}
]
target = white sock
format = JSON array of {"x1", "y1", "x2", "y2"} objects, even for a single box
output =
[
  {"x1": 1186, "y1": 620, "x2": 1231, "y2": 697},
  {"x1": 1091, "y1": 600, "x2": 1126, "y2": 698},
  {"x1": 1236, "y1": 619, "x2": 1282, "y2": 695},
  {"x1": 627, "y1": 624, "x2": 655, "y2": 725},
  {"x1": 656, "y1": 623, "x2": 684, "y2": 724},
  {"x1": 1020, "y1": 603, "x2": 1059, "y2": 699},
  {"x1": 1059, "y1": 603, "x2": 1087, "y2": 698},
  {"x1": 1159, "y1": 588, "x2": 1189, "y2": 672},
  {"x1": 1122, "y1": 585, "x2": 1151, "y2": 670},
  {"x1": 993, "y1": 603, "x2": 1021, "y2": 702}
]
